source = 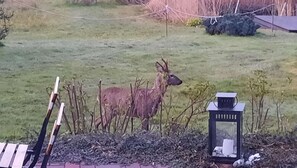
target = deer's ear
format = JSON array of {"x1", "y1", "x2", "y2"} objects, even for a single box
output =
[{"x1": 155, "y1": 62, "x2": 164, "y2": 72}]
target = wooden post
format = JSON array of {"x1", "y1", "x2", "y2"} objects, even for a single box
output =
[
  {"x1": 280, "y1": 2, "x2": 287, "y2": 16},
  {"x1": 197, "y1": 0, "x2": 199, "y2": 17},
  {"x1": 234, "y1": 0, "x2": 240, "y2": 14},
  {"x1": 166, "y1": 0, "x2": 168, "y2": 37},
  {"x1": 294, "y1": 2, "x2": 297, "y2": 16},
  {"x1": 287, "y1": 0, "x2": 292, "y2": 16},
  {"x1": 272, "y1": 0, "x2": 275, "y2": 35}
]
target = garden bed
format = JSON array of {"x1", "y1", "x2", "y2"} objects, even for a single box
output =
[{"x1": 47, "y1": 130, "x2": 297, "y2": 168}]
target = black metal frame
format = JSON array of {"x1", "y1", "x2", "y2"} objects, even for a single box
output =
[
  {"x1": 208, "y1": 102, "x2": 244, "y2": 164},
  {"x1": 23, "y1": 92, "x2": 58, "y2": 168}
]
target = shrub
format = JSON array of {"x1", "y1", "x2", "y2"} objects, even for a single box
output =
[
  {"x1": 186, "y1": 18, "x2": 203, "y2": 27},
  {"x1": 203, "y1": 14, "x2": 260, "y2": 36},
  {"x1": 66, "y1": 0, "x2": 97, "y2": 6},
  {"x1": 61, "y1": 78, "x2": 95, "y2": 134},
  {"x1": 116, "y1": 0, "x2": 149, "y2": 5},
  {"x1": 245, "y1": 70, "x2": 271, "y2": 133},
  {"x1": 0, "y1": 0, "x2": 13, "y2": 42}
]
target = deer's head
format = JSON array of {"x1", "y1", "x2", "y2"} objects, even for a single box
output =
[{"x1": 155, "y1": 59, "x2": 182, "y2": 86}]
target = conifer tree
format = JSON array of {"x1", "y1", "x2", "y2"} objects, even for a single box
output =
[{"x1": 0, "y1": 0, "x2": 13, "y2": 45}]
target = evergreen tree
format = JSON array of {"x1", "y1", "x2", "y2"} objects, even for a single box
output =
[{"x1": 0, "y1": 0, "x2": 13, "y2": 46}]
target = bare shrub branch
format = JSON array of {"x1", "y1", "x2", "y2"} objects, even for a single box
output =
[
  {"x1": 246, "y1": 70, "x2": 271, "y2": 133},
  {"x1": 63, "y1": 78, "x2": 94, "y2": 134},
  {"x1": 163, "y1": 81, "x2": 216, "y2": 136}
]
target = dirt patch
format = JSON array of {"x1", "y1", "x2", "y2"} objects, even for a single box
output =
[{"x1": 43, "y1": 131, "x2": 297, "y2": 168}]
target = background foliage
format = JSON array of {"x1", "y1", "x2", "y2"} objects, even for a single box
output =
[
  {"x1": 0, "y1": 0, "x2": 297, "y2": 140},
  {"x1": 203, "y1": 15, "x2": 261, "y2": 36}
]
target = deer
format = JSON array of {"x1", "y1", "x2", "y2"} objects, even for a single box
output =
[{"x1": 95, "y1": 59, "x2": 182, "y2": 131}]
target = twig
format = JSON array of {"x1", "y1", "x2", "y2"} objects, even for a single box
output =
[
  {"x1": 72, "y1": 80, "x2": 81, "y2": 134},
  {"x1": 65, "y1": 84, "x2": 77, "y2": 134},
  {"x1": 98, "y1": 80, "x2": 104, "y2": 131},
  {"x1": 56, "y1": 93, "x2": 72, "y2": 135},
  {"x1": 159, "y1": 101, "x2": 162, "y2": 136},
  {"x1": 79, "y1": 82, "x2": 86, "y2": 133}
]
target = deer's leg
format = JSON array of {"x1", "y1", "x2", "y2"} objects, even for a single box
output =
[{"x1": 141, "y1": 118, "x2": 149, "y2": 131}]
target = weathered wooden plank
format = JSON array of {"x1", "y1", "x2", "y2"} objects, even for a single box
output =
[
  {"x1": 12, "y1": 144, "x2": 28, "y2": 168},
  {"x1": 0, "y1": 143, "x2": 17, "y2": 167}
]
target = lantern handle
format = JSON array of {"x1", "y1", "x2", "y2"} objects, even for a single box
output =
[
  {"x1": 233, "y1": 96, "x2": 238, "y2": 108},
  {"x1": 212, "y1": 95, "x2": 238, "y2": 109}
]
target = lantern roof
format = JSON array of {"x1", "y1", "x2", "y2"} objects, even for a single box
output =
[
  {"x1": 207, "y1": 102, "x2": 245, "y2": 112},
  {"x1": 216, "y1": 92, "x2": 237, "y2": 98}
]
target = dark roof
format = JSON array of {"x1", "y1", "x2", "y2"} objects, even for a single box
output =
[{"x1": 254, "y1": 15, "x2": 297, "y2": 32}]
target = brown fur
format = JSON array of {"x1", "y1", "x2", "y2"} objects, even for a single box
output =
[{"x1": 95, "y1": 59, "x2": 182, "y2": 130}]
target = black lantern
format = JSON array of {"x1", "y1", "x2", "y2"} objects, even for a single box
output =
[{"x1": 207, "y1": 92, "x2": 245, "y2": 164}]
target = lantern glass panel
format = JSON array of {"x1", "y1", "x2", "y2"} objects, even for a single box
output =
[{"x1": 212, "y1": 121, "x2": 237, "y2": 158}]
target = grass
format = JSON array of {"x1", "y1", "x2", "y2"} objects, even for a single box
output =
[{"x1": 1, "y1": 0, "x2": 297, "y2": 140}]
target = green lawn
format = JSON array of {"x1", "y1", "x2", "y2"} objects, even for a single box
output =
[{"x1": 1, "y1": 0, "x2": 297, "y2": 140}]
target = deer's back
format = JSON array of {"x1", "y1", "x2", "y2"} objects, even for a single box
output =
[
  {"x1": 101, "y1": 87, "x2": 131, "y2": 108},
  {"x1": 100, "y1": 87, "x2": 161, "y2": 118}
]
